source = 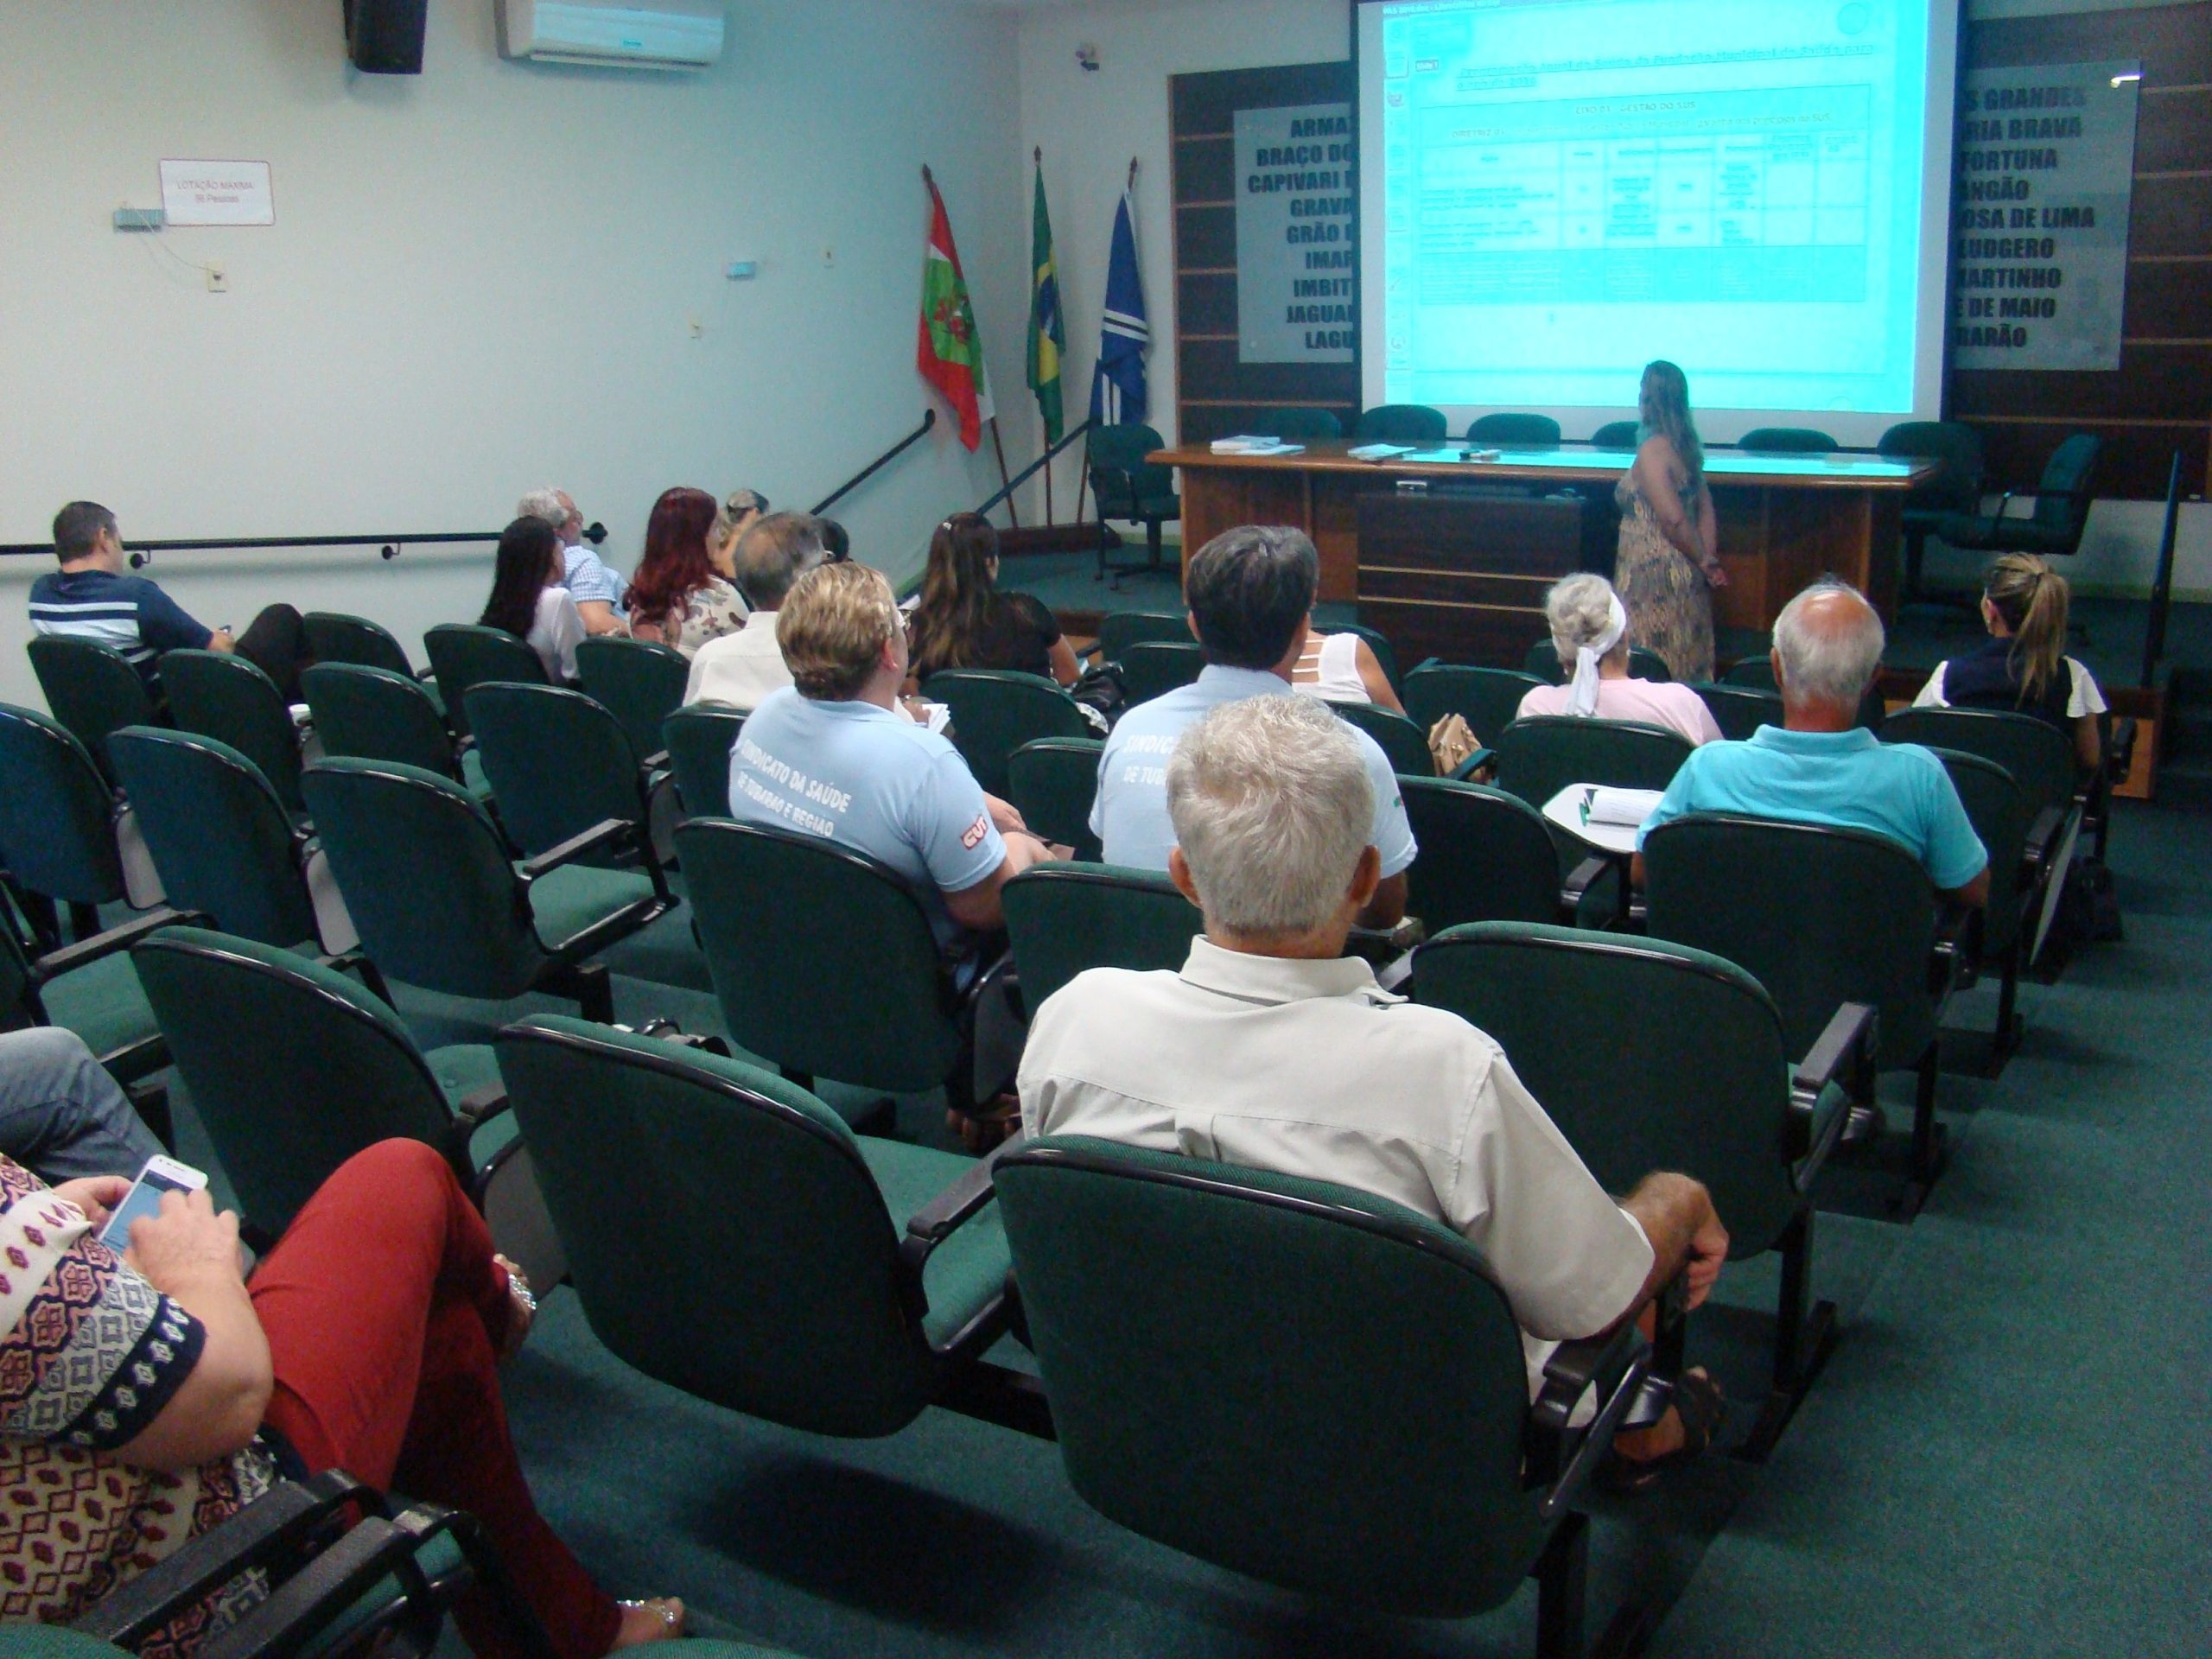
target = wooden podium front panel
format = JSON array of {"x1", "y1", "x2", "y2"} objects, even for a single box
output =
[{"x1": 1355, "y1": 493, "x2": 1585, "y2": 667}]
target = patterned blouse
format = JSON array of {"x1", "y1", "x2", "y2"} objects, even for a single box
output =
[
  {"x1": 635, "y1": 576, "x2": 749, "y2": 658},
  {"x1": 0, "y1": 1157, "x2": 276, "y2": 1651}
]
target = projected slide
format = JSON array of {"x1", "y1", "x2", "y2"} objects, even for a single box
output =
[{"x1": 1358, "y1": 0, "x2": 1955, "y2": 437}]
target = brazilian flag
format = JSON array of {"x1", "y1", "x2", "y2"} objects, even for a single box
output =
[{"x1": 1027, "y1": 157, "x2": 1066, "y2": 447}]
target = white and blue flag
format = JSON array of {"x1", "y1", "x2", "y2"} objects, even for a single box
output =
[{"x1": 1090, "y1": 189, "x2": 1149, "y2": 427}]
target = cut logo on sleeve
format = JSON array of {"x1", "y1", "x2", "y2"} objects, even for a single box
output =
[{"x1": 961, "y1": 813, "x2": 990, "y2": 850}]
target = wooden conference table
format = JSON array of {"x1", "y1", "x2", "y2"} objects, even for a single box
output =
[{"x1": 1151, "y1": 439, "x2": 1936, "y2": 666}]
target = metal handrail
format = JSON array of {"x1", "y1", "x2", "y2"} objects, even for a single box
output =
[
  {"x1": 974, "y1": 417, "x2": 1096, "y2": 522},
  {"x1": 2139, "y1": 448, "x2": 2185, "y2": 686},
  {"x1": 0, "y1": 530, "x2": 512, "y2": 567},
  {"x1": 811, "y1": 410, "x2": 938, "y2": 517}
]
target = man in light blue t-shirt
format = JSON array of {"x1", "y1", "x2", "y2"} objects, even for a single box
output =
[
  {"x1": 1635, "y1": 582, "x2": 1990, "y2": 906},
  {"x1": 1092, "y1": 524, "x2": 1417, "y2": 929},
  {"x1": 722, "y1": 561, "x2": 1061, "y2": 948}
]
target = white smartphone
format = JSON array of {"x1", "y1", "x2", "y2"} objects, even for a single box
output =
[{"x1": 99, "y1": 1154, "x2": 209, "y2": 1252}]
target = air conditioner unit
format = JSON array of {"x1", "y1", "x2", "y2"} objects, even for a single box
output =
[{"x1": 496, "y1": 1, "x2": 724, "y2": 70}]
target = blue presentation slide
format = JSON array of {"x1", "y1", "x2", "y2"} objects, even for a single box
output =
[{"x1": 1357, "y1": 0, "x2": 1954, "y2": 436}]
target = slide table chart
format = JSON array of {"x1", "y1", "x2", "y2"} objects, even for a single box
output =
[{"x1": 1153, "y1": 441, "x2": 1935, "y2": 645}]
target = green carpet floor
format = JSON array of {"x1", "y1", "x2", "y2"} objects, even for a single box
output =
[{"x1": 156, "y1": 800, "x2": 2209, "y2": 1656}]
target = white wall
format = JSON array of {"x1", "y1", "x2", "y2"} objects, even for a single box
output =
[{"x1": 0, "y1": 0, "x2": 1026, "y2": 710}]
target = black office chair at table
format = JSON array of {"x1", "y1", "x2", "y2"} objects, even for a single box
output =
[{"x1": 1087, "y1": 423, "x2": 1180, "y2": 588}]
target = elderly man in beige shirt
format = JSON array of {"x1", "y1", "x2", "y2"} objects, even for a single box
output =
[{"x1": 1018, "y1": 693, "x2": 1731, "y2": 1478}]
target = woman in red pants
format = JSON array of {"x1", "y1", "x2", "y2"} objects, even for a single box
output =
[{"x1": 0, "y1": 1138, "x2": 683, "y2": 1656}]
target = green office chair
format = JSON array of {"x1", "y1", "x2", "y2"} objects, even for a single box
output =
[
  {"x1": 302, "y1": 611, "x2": 418, "y2": 678},
  {"x1": 1399, "y1": 778, "x2": 1587, "y2": 935},
  {"x1": 28, "y1": 635, "x2": 156, "y2": 784},
  {"x1": 676, "y1": 817, "x2": 999, "y2": 1117},
  {"x1": 1523, "y1": 639, "x2": 1673, "y2": 683},
  {"x1": 498, "y1": 1016, "x2": 1038, "y2": 1439},
  {"x1": 1001, "y1": 862, "x2": 1197, "y2": 1012},
  {"x1": 1088, "y1": 423, "x2": 1180, "y2": 586},
  {"x1": 1335, "y1": 700, "x2": 1439, "y2": 777},
  {"x1": 1356, "y1": 404, "x2": 1448, "y2": 444},
  {"x1": 1877, "y1": 422, "x2": 1986, "y2": 602},
  {"x1": 301, "y1": 663, "x2": 488, "y2": 800},
  {"x1": 1688, "y1": 682, "x2": 1783, "y2": 741},
  {"x1": 0, "y1": 702, "x2": 141, "y2": 944},
  {"x1": 1468, "y1": 412, "x2": 1562, "y2": 448},
  {"x1": 1589, "y1": 420, "x2": 1641, "y2": 451},
  {"x1": 1490, "y1": 716, "x2": 1694, "y2": 810},
  {"x1": 1929, "y1": 433, "x2": 2100, "y2": 562},
  {"x1": 1116, "y1": 640, "x2": 1205, "y2": 705},
  {"x1": 1007, "y1": 737, "x2": 1103, "y2": 860},
  {"x1": 1925, "y1": 749, "x2": 2055, "y2": 1067},
  {"x1": 1643, "y1": 814, "x2": 1973, "y2": 1215},
  {"x1": 1415, "y1": 922, "x2": 1877, "y2": 1452},
  {"x1": 0, "y1": 895, "x2": 185, "y2": 1135},
  {"x1": 301, "y1": 757, "x2": 666, "y2": 1023},
  {"x1": 157, "y1": 648, "x2": 308, "y2": 817},
  {"x1": 1096, "y1": 609, "x2": 1192, "y2": 662},
  {"x1": 134, "y1": 926, "x2": 523, "y2": 1242},
  {"x1": 1721, "y1": 656, "x2": 1887, "y2": 732},
  {"x1": 462, "y1": 684, "x2": 671, "y2": 907},
  {"x1": 1266, "y1": 407, "x2": 1343, "y2": 440},
  {"x1": 575, "y1": 636, "x2": 689, "y2": 766},
  {"x1": 1403, "y1": 664, "x2": 1550, "y2": 748},
  {"x1": 423, "y1": 624, "x2": 547, "y2": 739},
  {"x1": 922, "y1": 670, "x2": 1093, "y2": 798},
  {"x1": 1738, "y1": 428, "x2": 1839, "y2": 454},
  {"x1": 108, "y1": 728, "x2": 326, "y2": 955},
  {"x1": 995, "y1": 1137, "x2": 1647, "y2": 1644},
  {"x1": 663, "y1": 703, "x2": 747, "y2": 819}
]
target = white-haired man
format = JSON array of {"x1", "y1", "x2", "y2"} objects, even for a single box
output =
[
  {"x1": 517, "y1": 487, "x2": 626, "y2": 636},
  {"x1": 1633, "y1": 580, "x2": 1989, "y2": 907},
  {"x1": 1020, "y1": 693, "x2": 1731, "y2": 1478},
  {"x1": 683, "y1": 511, "x2": 830, "y2": 710}
]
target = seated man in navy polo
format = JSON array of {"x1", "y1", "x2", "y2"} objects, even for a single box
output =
[
  {"x1": 1634, "y1": 580, "x2": 1990, "y2": 909},
  {"x1": 1091, "y1": 524, "x2": 1416, "y2": 929},
  {"x1": 29, "y1": 500, "x2": 311, "y2": 699}
]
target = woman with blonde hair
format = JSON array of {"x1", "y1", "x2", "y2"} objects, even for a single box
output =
[
  {"x1": 1912, "y1": 553, "x2": 2107, "y2": 771},
  {"x1": 1614, "y1": 360, "x2": 1724, "y2": 680}
]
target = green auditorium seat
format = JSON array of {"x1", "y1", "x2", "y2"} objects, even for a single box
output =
[
  {"x1": 158, "y1": 647, "x2": 309, "y2": 817},
  {"x1": 1468, "y1": 411, "x2": 1562, "y2": 448},
  {"x1": 663, "y1": 702, "x2": 746, "y2": 819},
  {"x1": 1399, "y1": 778, "x2": 1599, "y2": 935},
  {"x1": 0, "y1": 898, "x2": 184, "y2": 1134},
  {"x1": 302, "y1": 610, "x2": 420, "y2": 679},
  {"x1": 1088, "y1": 423, "x2": 1179, "y2": 586},
  {"x1": 1926, "y1": 748, "x2": 2058, "y2": 1066},
  {"x1": 1688, "y1": 681, "x2": 1783, "y2": 741},
  {"x1": 28, "y1": 634, "x2": 156, "y2": 784},
  {"x1": 995, "y1": 1136, "x2": 1648, "y2": 1648},
  {"x1": 462, "y1": 683, "x2": 672, "y2": 907},
  {"x1": 1006, "y1": 737, "x2": 1103, "y2": 859},
  {"x1": 302, "y1": 663, "x2": 490, "y2": 800},
  {"x1": 921, "y1": 669, "x2": 1093, "y2": 798},
  {"x1": 423, "y1": 623, "x2": 547, "y2": 739},
  {"x1": 1336, "y1": 699, "x2": 1441, "y2": 777},
  {"x1": 134, "y1": 925, "x2": 522, "y2": 1243},
  {"x1": 575, "y1": 635, "x2": 689, "y2": 766},
  {"x1": 677, "y1": 817, "x2": 1000, "y2": 1119},
  {"x1": 1095, "y1": 608, "x2": 1192, "y2": 662},
  {"x1": 301, "y1": 756, "x2": 666, "y2": 1023},
  {"x1": 1266, "y1": 407, "x2": 1344, "y2": 440},
  {"x1": 1001, "y1": 862, "x2": 1198, "y2": 1011},
  {"x1": 1355, "y1": 404, "x2": 1447, "y2": 444},
  {"x1": 1589, "y1": 420, "x2": 1641, "y2": 450},
  {"x1": 1523, "y1": 639, "x2": 1673, "y2": 683},
  {"x1": 1643, "y1": 814, "x2": 1974, "y2": 1216},
  {"x1": 1490, "y1": 715, "x2": 1694, "y2": 811},
  {"x1": 109, "y1": 728, "x2": 328, "y2": 956},
  {"x1": 1116, "y1": 640, "x2": 1205, "y2": 705},
  {"x1": 1722, "y1": 654, "x2": 1887, "y2": 732},
  {"x1": 1403, "y1": 663, "x2": 1549, "y2": 748},
  {"x1": 498, "y1": 1015, "x2": 1038, "y2": 1439},
  {"x1": 1414, "y1": 922, "x2": 1877, "y2": 1452},
  {"x1": 0, "y1": 702, "x2": 147, "y2": 944}
]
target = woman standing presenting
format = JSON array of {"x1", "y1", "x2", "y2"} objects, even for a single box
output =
[{"x1": 1614, "y1": 360, "x2": 1725, "y2": 681}]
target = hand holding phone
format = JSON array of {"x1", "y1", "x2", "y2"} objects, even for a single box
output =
[{"x1": 99, "y1": 1155, "x2": 208, "y2": 1252}]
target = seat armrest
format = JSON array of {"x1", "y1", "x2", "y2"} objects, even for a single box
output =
[
  {"x1": 639, "y1": 747, "x2": 671, "y2": 772},
  {"x1": 519, "y1": 817, "x2": 633, "y2": 882},
  {"x1": 72, "y1": 1471, "x2": 377, "y2": 1643},
  {"x1": 897, "y1": 1130, "x2": 1026, "y2": 1307},
  {"x1": 1559, "y1": 855, "x2": 1622, "y2": 926},
  {"x1": 38, "y1": 906, "x2": 206, "y2": 983},
  {"x1": 195, "y1": 1512, "x2": 444, "y2": 1659},
  {"x1": 2022, "y1": 804, "x2": 2066, "y2": 881},
  {"x1": 1931, "y1": 900, "x2": 1978, "y2": 999},
  {"x1": 1791, "y1": 1001, "x2": 1877, "y2": 1187},
  {"x1": 454, "y1": 1083, "x2": 512, "y2": 1127},
  {"x1": 2105, "y1": 716, "x2": 2138, "y2": 784},
  {"x1": 1446, "y1": 745, "x2": 1496, "y2": 783},
  {"x1": 1527, "y1": 1322, "x2": 1651, "y2": 1522}
]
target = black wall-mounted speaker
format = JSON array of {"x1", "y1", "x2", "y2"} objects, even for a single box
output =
[{"x1": 343, "y1": 0, "x2": 428, "y2": 74}]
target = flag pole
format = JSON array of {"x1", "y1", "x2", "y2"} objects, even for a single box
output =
[
  {"x1": 991, "y1": 417, "x2": 1020, "y2": 529},
  {"x1": 1038, "y1": 146, "x2": 1055, "y2": 528}
]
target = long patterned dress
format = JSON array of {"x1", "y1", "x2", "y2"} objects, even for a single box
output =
[{"x1": 1614, "y1": 470, "x2": 1715, "y2": 682}]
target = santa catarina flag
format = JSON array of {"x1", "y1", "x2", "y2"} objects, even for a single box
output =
[
  {"x1": 1027, "y1": 159, "x2": 1067, "y2": 447},
  {"x1": 1090, "y1": 188, "x2": 1149, "y2": 427},
  {"x1": 918, "y1": 173, "x2": 991, "y2": 451}
]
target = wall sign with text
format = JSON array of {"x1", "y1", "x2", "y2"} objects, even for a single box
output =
[
  {"x1": 1951, "y1": 60, "x2": 2139, "y2": 371},
  {"x1": 1234, "y1": 102, "x2": 1356, "y2": 365}
]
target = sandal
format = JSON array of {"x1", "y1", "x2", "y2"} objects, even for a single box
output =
[
  {"x1": 613, "y1": 1597, "x2": 687, "y2": 1646},
  {"x1": 493, "y1": 1254, "x2": 537, "y2": 1363},
  {"x1": 946, "y1": 1092, "x2": 1021, "y2": 1153},
  {"x1": 1599, "y1": 1368, "x2": 1726, "y2": 1495}
]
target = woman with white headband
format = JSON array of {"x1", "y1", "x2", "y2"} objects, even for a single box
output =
[{"x1": 1516, "y1": 573, "x2": 1723, "y2": 745}]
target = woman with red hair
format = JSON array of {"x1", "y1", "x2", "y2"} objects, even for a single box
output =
[{"x1": 624, "y1": 486, "x2": 748, "y2": 656}]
